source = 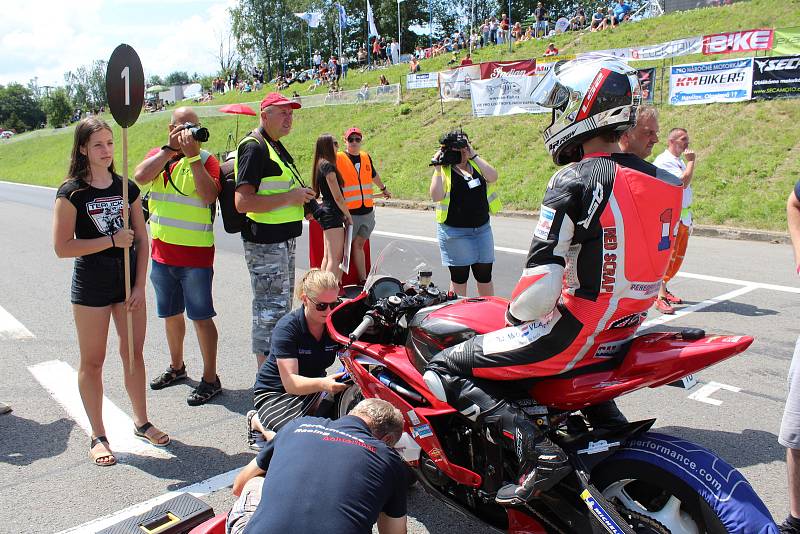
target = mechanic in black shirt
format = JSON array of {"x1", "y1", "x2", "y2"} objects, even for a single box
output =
[
  {"x1": 430, "y1": 130, "x2": 501, "y2": 297},
  {"x1": 228, "y1": 399, "x2": 407, "y2": 534},
  {"x1": 234, "y1": 92, "x2": 317, "y2": 369}
]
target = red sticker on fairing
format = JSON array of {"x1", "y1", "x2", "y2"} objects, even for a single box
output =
[{"x1": 576, "y1": 68, "x2": 610, "y2": 121}]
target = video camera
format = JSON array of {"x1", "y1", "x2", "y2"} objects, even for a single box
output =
[
  {"x1": 431, "y1": 129, "x2": 469, "y2": 166},
  {"x1": 179, "y1": 122, "x2": 210, "y2": 142}
]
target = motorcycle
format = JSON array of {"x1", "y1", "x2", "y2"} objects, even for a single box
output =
[{"x1": 326, "y1": 242, "x2": 778, "y2": 534}]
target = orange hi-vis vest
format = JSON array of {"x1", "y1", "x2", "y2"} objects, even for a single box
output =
[{"x1": 336, "y1": 151, "x2": 374, "y2": 210}]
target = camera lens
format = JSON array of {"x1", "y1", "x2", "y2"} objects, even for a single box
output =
[{"x1": 189, "y1": 126, "x2": 210, "y2": 142}]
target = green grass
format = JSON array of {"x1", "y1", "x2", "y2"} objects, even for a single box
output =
[{"x1": 2, "y1": 0, "x2": 800, "y2": 231}]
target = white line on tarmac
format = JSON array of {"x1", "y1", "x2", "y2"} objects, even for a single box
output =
[
  {"x1": 687, "y1": 381, "x2": 742, "y2": 406},
  {"x1": 0, "y1": 303, "x2": 34, "y2": 340},
  {"x1": 641, "y1": 285, "x2": 758, "y2": 328},
  {"x1": 28, "y1": 360, "x2": 173, "y2": 460},
  {"x1": 56, "y1": 468, "x2": 238, "y2": 534}
]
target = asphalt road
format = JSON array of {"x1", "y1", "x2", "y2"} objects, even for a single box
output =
[{"x1": 0, "y1": 180, "x2": 796, "y2": 533}]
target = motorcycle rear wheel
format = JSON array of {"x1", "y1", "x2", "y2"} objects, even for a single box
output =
[{"x1": 591, "y1": 459, "x2": 727, "y2": 534}]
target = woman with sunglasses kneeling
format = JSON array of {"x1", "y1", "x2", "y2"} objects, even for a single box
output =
[{"x1": 247, "y1": 269, "x2": 348, "y2": 446}]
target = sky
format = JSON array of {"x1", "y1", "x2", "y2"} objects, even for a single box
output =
[{"x1": 0, "y1": 0, "x2": 237, "y2": 88}]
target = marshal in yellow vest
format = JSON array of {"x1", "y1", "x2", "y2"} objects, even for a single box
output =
[{"x1": 435, "y1": 161, "x2": 502, "y2": 224}]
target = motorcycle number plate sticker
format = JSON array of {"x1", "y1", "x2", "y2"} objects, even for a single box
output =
[
  {"x1": 579, "y1": 490, "x2": 627, "y2": 534},
  {"x1": 412, "y1": 424, "x2": 433, "y2": 438},
  {"x1": 407, "y1": 410, "x2": 421, "y2": 426}
]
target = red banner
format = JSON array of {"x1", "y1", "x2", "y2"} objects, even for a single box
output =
[
  {"x1": 702, "y1": 29, "x2": 774, "y2": 55},
  {"x1": 479, "y1": 59, "x2": 537, "y2": 79}
]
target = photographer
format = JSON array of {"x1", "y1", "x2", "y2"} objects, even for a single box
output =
[
  {"x1": 134, "y1": 107, "x2": 222, "y2": 406},
  {"x1": 430, "y1": 131, "x2": 501, "y2": 297}
]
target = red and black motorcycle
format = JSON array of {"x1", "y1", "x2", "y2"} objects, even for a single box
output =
[{"x1": 327, "y1": 243, "x2": 778, "y2": 534}]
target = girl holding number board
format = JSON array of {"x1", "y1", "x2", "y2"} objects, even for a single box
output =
[{"x1": 53, "y1": 117, "x2": 169, "y2": 466}]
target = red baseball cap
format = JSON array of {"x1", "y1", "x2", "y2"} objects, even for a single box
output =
[
  {"x1": 260, "y1": 92, "x2": 301, "y2": 110},
  {"x1": 344, "y1": 127, "x2": 363, "y2": 139}
]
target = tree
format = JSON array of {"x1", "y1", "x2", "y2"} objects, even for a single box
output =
[
  {"x1": 0, "y1": 83, "x2": 46, "y2": 132},
  {"x1": 148, "y1": 74, "x2": 165, "y2": 86},
  {"x1": 64, "y1": 60, "x2": 107, "y2": 110},
  {"x1": 215, "y1": 26, "x2": 239, "y2": 76},
  {"x1": 42, "y1": 88, "x2": 73, "y2": 128},
  {"x1": 165, "y1": 71, "x2": 191, "y2": 86}
]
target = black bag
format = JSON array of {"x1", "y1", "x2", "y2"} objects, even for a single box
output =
[{"x1": 217, "y1": 130, "x2": 267, "y2": 234}]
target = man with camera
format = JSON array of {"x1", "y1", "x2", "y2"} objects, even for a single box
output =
[{"x1": 134, "y1": 107, "x2": 222, "y2": 406}]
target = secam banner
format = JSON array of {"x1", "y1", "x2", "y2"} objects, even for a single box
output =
[
  {"x1": 579, "y1": 36, "x2": 702, "y2": 61},
  {"x1": 773, "y1": 27, "x2": 800, "y2": 55},
  {"x1": 479, "y1": 59, "x2": 537, "y2": 79},
  {"x1": 669, "y1": 58, "x2": 753, "y2": 106},
  {"x1": 752, "y1": 55, "x2": 800, "y2": 100},
  {"x1": 637, "y1": 68, "x2": 657, "y2": 103},
  {"x1": 406, "y1": 72, "x2": 439, "y2": 90},
  {"x1": 471, "y1": 75, "x2": 549, "y2": 117},
  {"x1": 439, "y1": 64, "x2": 481, "y2": 101},
  {"x1": 702, "y1": 28, "x2": 773, "y2": 55}
]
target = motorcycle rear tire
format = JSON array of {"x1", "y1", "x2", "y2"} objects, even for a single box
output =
[{"x1": 591, "y1": 459, "x2": 727, "y2": 534}]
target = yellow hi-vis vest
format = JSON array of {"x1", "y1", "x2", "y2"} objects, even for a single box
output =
[
  {"x1": 235, "y1": 136, "x2": 303, "y2": 225},
  {"x1": 435, "y1": 161, "x2": 502, "y2": 224},
  {"x1": 148, "y1": 150, "x2": 215, "y2": 247},
  {"x1": 336, "y1": 151, "x2": 374, "y2": 210}
]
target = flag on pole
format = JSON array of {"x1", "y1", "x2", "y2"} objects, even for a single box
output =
[
  {"x1": 336, "y1": 3, "x2": 347, "y2": 29},
  {"x1": 294, "y1": 12, "x2": 322, "y2": 28},
  {"x1": 367, "y1": 0, "x2": 380, "y2": 37}
]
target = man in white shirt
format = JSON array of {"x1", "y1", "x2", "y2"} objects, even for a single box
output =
[{"x1": 652, "y1": 128, "x2": 696, "y2": 315}]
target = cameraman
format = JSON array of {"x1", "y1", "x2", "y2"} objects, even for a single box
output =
[
  {"x1": 430, "y1": 131, "x2": 501, "y2": 297},
  {"x1": 134, "y1": 107, "x2": 222, "y2": 406}
]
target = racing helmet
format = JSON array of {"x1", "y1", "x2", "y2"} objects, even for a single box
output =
[{"x1": 532, "y1": 56, "x2": 641, "y2": 165}]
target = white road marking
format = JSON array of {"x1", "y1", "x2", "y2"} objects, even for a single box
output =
[
  {"x1": 28, "y1": 360, "x2": 172, "y2": 459},
  {"x1": 0, "y1": 304, "x2": 34, "y2": 340},
  {"x1": 687, "y1": 381, "x2": 742, "y2": 406},
  {"x1": 56, "y1": 468, "x2": 238, "y2": 534},
  {"x1": 641, "y1": 285, "x2": 758, "y2": 328}
]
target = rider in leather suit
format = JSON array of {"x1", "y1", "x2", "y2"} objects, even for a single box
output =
[{"x1": 424, "y1": 58, "x2": 684, "y2": 506}]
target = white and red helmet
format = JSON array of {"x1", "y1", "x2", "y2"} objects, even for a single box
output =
[{"x1": 532, "y1": 56, "x2": 641, "y2": 165}]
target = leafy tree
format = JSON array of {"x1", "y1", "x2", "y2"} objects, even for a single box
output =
[
  {"x1": 42, "y1": 87, "x2": 73, "y2": 128},
  {"x1": 165, "y1": 71, "x2": 191, "y2": 85},
  {"x1": 64, "y1": 60, "x2": 107, "y2": 110},
  {"x1": 0, "y1": 83, "x2": 46, "y2": 132},
  {"x1": 148, "y1": 74, "x2": 165, "y2": 86}
]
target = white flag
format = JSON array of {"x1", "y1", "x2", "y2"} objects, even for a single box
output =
[
  {"x1": 294, "y1": 12, "x2": 322, "y2": 28},
  {"x1": 367, "y1": 0, "x2": 379, "y2": 37}
]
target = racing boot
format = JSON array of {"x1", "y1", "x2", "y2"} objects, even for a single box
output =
[
  {"x1": 423, "y1": 367, "x2": 499, "y2": 421},
  {"x1": 581, "y1": 399, "x2": 628, "y2": 432}
]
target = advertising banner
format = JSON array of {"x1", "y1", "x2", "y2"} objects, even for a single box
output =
[
  {"x1": 406, "y1": 72, "x2": 439, "y2": 89},
  {"x1": 752, "y1": 55, "x2": 800, "y2": 100},
  {"x1": 669, "y1": 58, "x2": 753, "y2": 106},
  {"x1": 702, "y1": 28, "x2": 773, "y2": 55},
  {"x1": 774, "y1": 27, "x2": 800, "y2": 55},
  {"x1": 580, "y1": 37, "x2": 702, "y2": 61},
  {"x1": 471, "y1": 75, "x2": 549, "y2": 117},
  {"x1": 479, "y1": 59, "x2": 537, "y2": 79},
  {"x1": 438, "y1": 64, "x2": 480, "y2": 101},
  {"x1": 637, "y1": 67, "x2": 657, "y2": 103}
]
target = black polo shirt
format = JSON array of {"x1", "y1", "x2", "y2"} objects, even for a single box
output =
[
  {"x1": 254, "y1": 306, "x2": 340, "y2": 392},
  {"x1": 245, "y1": 415, "x2": 407, "y2": 534}
]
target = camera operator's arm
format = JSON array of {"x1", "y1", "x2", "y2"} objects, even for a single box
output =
[
  {"x1": 465, "y1": 145, "x2": 498, "y2": 183},
  {"x1": 429, "y1": 150, "x2": 446, "y2": 202},
  {"x1": 177, "y1": 129, "x2": 219, "y2": 204},
  {"x1": 133, "y1": 127, "x2": 182, "y2": 185}
]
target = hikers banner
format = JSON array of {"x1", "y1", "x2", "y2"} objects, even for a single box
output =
[
  {"x1": 669, "y1": 58, "x2": 753, "y2": 106},
  {"x1": 752, "y1": 55, "x2": 800, "y2": 100},
  {"x1": 471, "y1": 76, "x2": 549, "y2": 117}
]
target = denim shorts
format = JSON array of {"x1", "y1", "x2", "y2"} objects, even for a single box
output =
[
  {"x1": 437, "y1": 221, "x2": 495, "y2": 267},
  {"x1": 149, "y1": 260, "x2": 215, "y2": 320},
  {"x1": 71, "y1": 254, "x2": 136, "y2": 307}
]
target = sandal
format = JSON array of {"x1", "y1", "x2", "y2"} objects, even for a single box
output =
[
  {"x1": 246, "y1": 410, "x2": 264, "y2": 450},
  {"x1": 150, "y1": 364, "x2": 187, "y2": 390},
  {"x1": 187, "y1": 376, "x2": 222, "y2": 406},
  {"x1": 134, "y1": 422, "x2": 170, "y2": 447},
  {"x1": 89, "y1": 436, "x2": 117, "y2": 467}
]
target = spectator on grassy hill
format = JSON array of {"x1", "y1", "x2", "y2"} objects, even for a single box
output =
[
  {"x1": 570, "y1": 7, "x2": 587, "y2": 30},
  {"x1": 481, "y1": 19, "x2": 490, "y2": 47},
  {"x1": 612, "y1": 0, "x2": 632, "y2": 25},
  {"x1": 591, "y1": 7, "x2": 605, "y2": 31},
  {"x1": 313, "y1": 51, "x2": 321, "y2": 69},
  {"x1": 341, "y1": 54, "x2": 349, "y2": 78},
  {"x1": 356, "y1": 83, "x2": 370, "y2": 102},
  {"x1": 534, "y1": 2, "x2": 548, "y2": 38},
  {"x1": 521, "y1": 26, "x2": 534, "y2": 41},
  {"x1": 357, "y1": 47, "x2": 368, "y2": 65},
  {"x1": 499, "y1": 13, "x2": 509, "y2": 44},
  {"x1": 605, "y1": 7, "x2": 617, "y2": 29},
  {"x1": 409, "y1": 56, "x2": 420, "y2": 73},
  {"x1": 543, "y1": 42, "x2": 559, "y2": 56},
  {"x1": 489, "y1": 17, "x2": 498, "y2": 45},
  {"x1": 460, "y1": 53, "x2": 474, "y2": 66},
  {"x1": 390, "y1": 38, "x2": 400, "y2": 65},
  {"x1": 511, "y1": 22, "x2": 523, "y2": 42}
]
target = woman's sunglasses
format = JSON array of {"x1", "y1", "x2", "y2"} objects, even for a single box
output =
[{"x1": 308, "y1": 296, "x2": 342, "y2": 311}]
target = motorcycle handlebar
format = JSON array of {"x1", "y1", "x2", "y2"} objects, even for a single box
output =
[{"x1": 349, "y1": 314, "x2": 375, "y2": 342}]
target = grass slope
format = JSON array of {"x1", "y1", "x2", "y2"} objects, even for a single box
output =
[{"x1": 1, "y1": 0, "x2": 799, "y2": 230}]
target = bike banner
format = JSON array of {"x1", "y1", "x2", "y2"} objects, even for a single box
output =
[
  {"x1": 702, "y1": 28, "x2": 773, "y2": 55},
  {"x1": 438, "y1": 64, "x2": 481, "y2": 101},
  {"x1": 773, "y1": 27, "x2": 800, "y2": 55},
  {"x1": 479, "y1": 59, "x2": 537, "y2": 79},
  {"x1": 669, "y1": 58, "x2": 753, "y2": 106},
  {"x1": 579, "y1": 36, "x2": 702, "y2": 61},
  {"x1": 471, "y1": 75, "x2": 549, "y2": 117},
  {"x1": 637, "y1": 67, "x2": 657, "y2": 103},
  {"x1": 406, "y1": 72, "x2": 439, "y2": 89},
  {"x1": 752, "y1": 55, "x2": 800, "y2": 100}
]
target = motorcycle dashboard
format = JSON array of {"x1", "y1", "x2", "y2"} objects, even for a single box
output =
[{"x1": 367, "y1": 277, "x2": 404, "y2": 306}]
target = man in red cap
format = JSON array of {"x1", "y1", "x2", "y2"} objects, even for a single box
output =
[
  {"x1": 235, "y1": 92, "x2": 316, "y2": 368},
  {"x1": 336, "y1": 127, "x2": 391, "y2": 284}
]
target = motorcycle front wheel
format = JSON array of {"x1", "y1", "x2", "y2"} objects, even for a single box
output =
[{"x1": 591, "y1": 459, "x2": 727, "y2": 534}]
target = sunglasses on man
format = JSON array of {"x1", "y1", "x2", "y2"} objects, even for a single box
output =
[
  {"x1": 347, "y1": 136, "x2": 362, "y2": 143},
  {"x1": 308, "y1": 296, "x2": 342, "y2": 311}
]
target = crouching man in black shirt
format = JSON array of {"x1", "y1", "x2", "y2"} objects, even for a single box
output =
[{"x1": 227, "y1": 398, "x2": 408, "y2": 534}]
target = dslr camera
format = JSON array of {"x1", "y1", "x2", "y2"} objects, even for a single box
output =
[
  {"x1": 179, "y1": 122, "x2": 210, "y2": 143},
  {"x1": 432, "y1": 129, "x2": 469, "y2": 166}
]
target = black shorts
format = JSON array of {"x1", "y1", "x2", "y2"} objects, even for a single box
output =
[
  {"x1": 316, "y1": 204, "x2": 345, "y2": 230},
  {"x1": 71, "y1": 253, "x2": 137, "y2": 307}
]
